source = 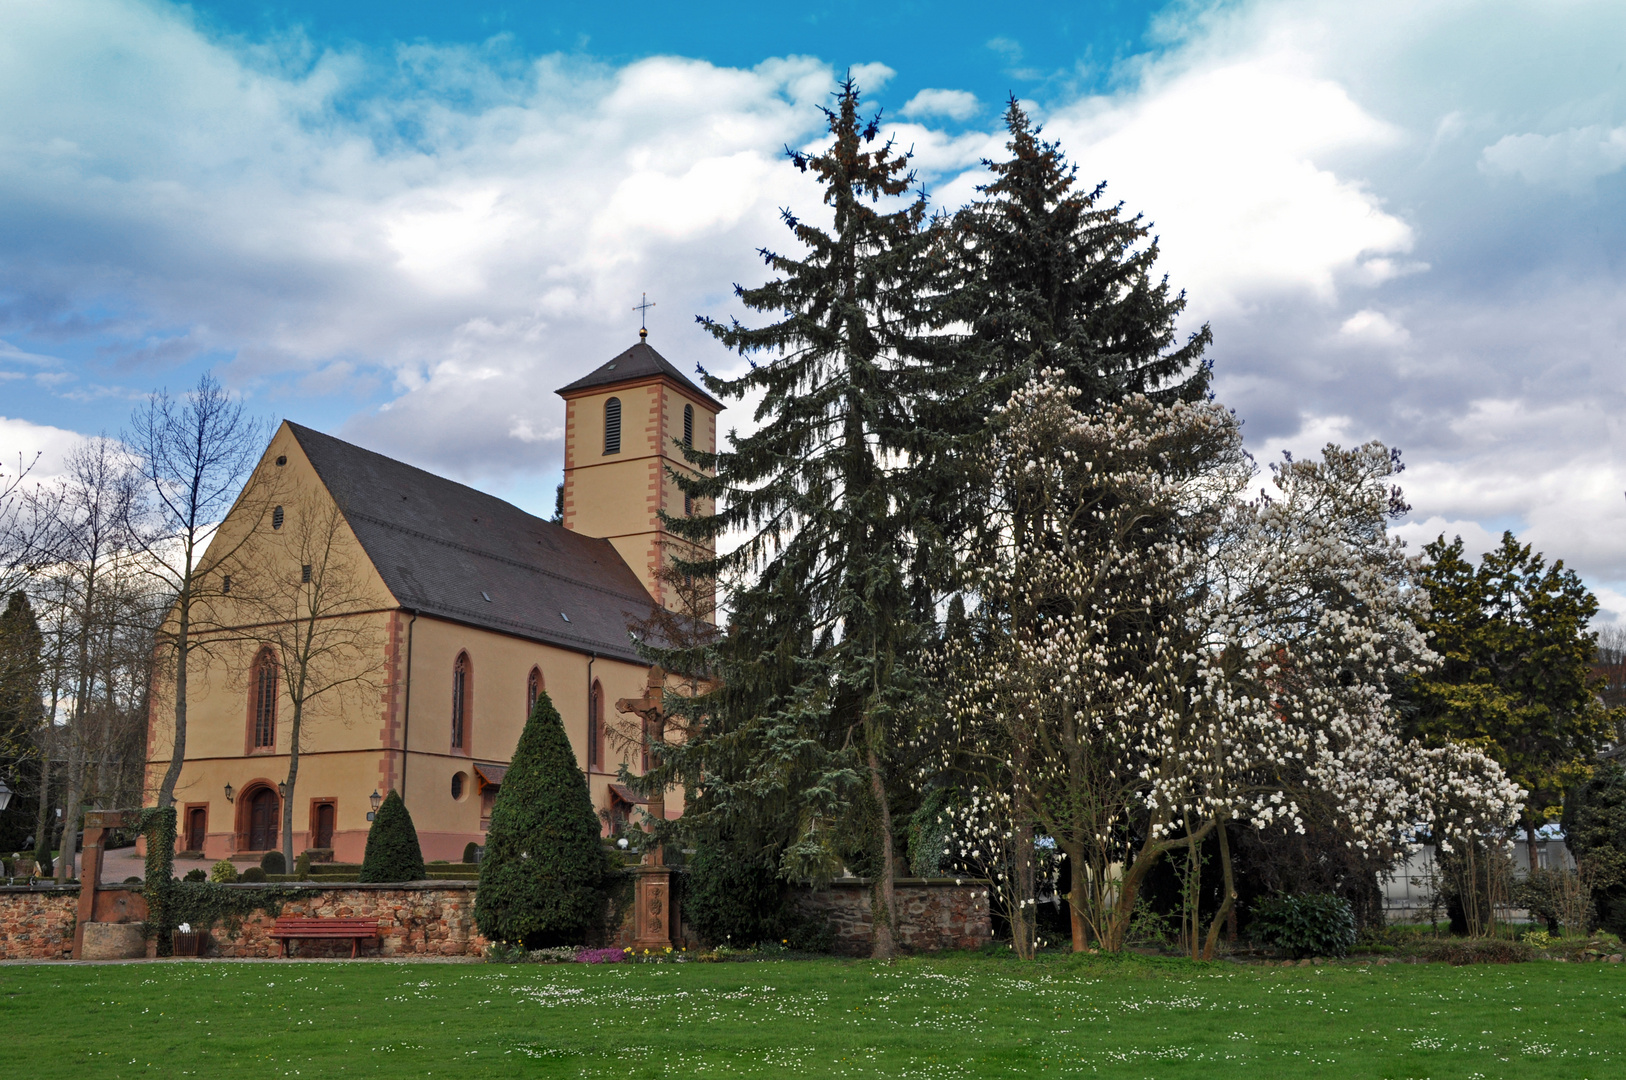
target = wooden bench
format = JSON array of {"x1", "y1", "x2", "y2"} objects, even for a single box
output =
[{"x1": 269, "y1": 917, "x2": 380, "y2": 958}]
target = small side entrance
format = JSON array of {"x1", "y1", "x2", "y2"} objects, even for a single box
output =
[
  {"x1": 247, "y1": 787, "x2": 279, "y2": 851},
  {"x1": 312, "y1": 801, "x2": 335, "y2": 849},
  {"x1": 185, "y1": 806, "x2": 207, "y2": 852}
]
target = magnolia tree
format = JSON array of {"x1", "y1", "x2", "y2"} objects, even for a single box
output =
[{"x1": 937, "y1": 373, "x2": 1523, "y2": 956}]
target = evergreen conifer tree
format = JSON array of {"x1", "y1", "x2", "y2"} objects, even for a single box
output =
[
  {"x1": 475, "y1": 690, "x2": 606, "y2": 948},
  {"x1": 1405, "y1": 531, "x2": 1611, "y2": 868},
  {"x1": 663, "y1": 80, "x2": 938, "y2": 958},
  {"x1": 358, "y1": 790, "x2": 425, "y2": 882},
  {"x1": 0, "y1": 591, "x2": 44, "y2": 852},
  {"x1": 951, "y1": 99, "x2": 1211, "y2": 413}
]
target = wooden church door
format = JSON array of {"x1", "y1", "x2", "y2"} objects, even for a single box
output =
[
  {"x1": 186, "y1": 807, "x2": 207, "y2": 851},
  {"x1": 248, "y1": 788, "x2": 278, "y2": 851},
  {"x1": 313, "y1": 802, "x2": 335, "y2": 849}
]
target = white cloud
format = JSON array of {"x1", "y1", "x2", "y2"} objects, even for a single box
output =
[
  {"x1": 1039, "y1": 57, "x2": 1413, "y2": 310},
  {"x1": 1481, "y1": 125, "x2": 1626, "y2": 189},
  {"x1": 0, "y1": 417, "x2": 85, "y2": 483},
  {"x1": 848, "y1": 62, "x2": 896, "y2": 93},
  {"x1": 1338, "y1": 309, "x2": 1409, "y2": 344},
  {"x1": 902, "y1": 89, "x2": 981, "y2": 121}
]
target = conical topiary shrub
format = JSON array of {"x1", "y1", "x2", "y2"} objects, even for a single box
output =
[
  {"x1": 359, "y1": 790, "x2": 426, "y2": 882},
  {"x1": 476, "y1": 689, "x2": 608, "y2": 947}
]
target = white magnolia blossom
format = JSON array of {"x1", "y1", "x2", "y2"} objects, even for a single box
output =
[{"x1": 933, "y1": 372, "x2": 1522, "y2": 951}]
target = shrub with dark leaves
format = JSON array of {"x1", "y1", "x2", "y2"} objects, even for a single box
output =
[{"x1": 1248, "y1": 892, "x2": 1357, "y2": 958}]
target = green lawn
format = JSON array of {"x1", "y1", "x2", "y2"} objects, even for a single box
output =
[{"x1": 8, "y1": 953, "x2": 1625, "y2": 1078}]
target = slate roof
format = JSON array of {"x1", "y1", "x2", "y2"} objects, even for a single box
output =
[
  {"x1": 287, "y1": 422, "x2": 657, "y2": 664},
  {"x1": 555, "y1": 338, "x2": 725, "y2": 412}
]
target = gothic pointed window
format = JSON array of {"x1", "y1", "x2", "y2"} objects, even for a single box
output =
[
  {"x1": 683, "y1": 403, "x2": 694, "y2": 448},
  {"x1": 604, "y1": 397, "x2": 622, "y2": 455},
  {"x1": 527, "y1": 666, "x2": 543, "y2": 715},
  {"x1": 588, "y1": 679, "x2": 604, "y2": 769},
  {"x1": 452, "y1": 652, "x2": 472, "y2": 751},
  {"x1": 250, "y1": 647, "x2": 277, "y2": 750}
]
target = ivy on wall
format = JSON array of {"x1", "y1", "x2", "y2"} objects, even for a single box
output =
[
  {"x1": 163, "y1": 883, "x2": 323, "y2": 945},
  {"x1": 139, "y1": 807, "x2": 176, "y2": 956}
]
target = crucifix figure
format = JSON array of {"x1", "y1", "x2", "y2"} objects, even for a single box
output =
[
  {"x1": 615, "y1": 664, "x2": 667, "y2": 864},
  {"x1": 633, "y1": 292, "x2": 656, "y2": 340}
]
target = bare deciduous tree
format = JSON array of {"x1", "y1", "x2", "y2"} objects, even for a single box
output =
[
  {"x1": 43, "y1": 437, "x2": 138, "y2": 880},
  {"x1": 126, "y1": 373, "x2": 270, "y2": 812}
]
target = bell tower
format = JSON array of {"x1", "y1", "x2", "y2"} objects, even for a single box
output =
[{"x1": 556, "y1": 330, "x2": 721, "y2": 621}]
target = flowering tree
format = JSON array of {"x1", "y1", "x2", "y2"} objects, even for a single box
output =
[{"x1": 938, "y1": 373, "x2": 1523, "y2": 955}]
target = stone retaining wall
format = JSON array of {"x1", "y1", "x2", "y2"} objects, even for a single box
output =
[
  {"x1": 2, "y1": 875, "x2": 992, "y2": 961},
  {"x1": 200, "y1": 883, "x2": 485, "y2": 958},
  {"x1": 797, "y1": 879, "x2": 992, "y2": 955},
  {"x1": 0, "y1": 886, "x2": 80, "y2": 960}
]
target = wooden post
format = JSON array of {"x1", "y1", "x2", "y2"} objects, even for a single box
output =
[{"x1": 72, "y1": 809, "x2": 137, "y2": 959}]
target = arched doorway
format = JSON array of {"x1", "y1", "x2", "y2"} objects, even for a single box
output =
[{"x1": 246, "y1": 787, "x2": 279, "y2": 851}]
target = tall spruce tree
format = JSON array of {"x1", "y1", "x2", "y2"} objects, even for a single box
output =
[
  {"x1": 666, "y1": 80, "x2": 937, "y2": 958},
  {"x1": 952, "y1": 99, "x2": 1212, "y2": 413},
  {"x1": 475, "y1": 690, "x2": 607, "y2": 948}
]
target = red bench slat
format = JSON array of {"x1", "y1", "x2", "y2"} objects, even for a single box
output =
[{"x1": 270, "y1": 916, "x2": 380, "y2": 958}]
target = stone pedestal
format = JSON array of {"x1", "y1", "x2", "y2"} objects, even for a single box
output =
[
  {"x1": 631, "y1": 865, "x2": 672, "y2": 952},
  {"x1": 81, "y1": 922, "x2": 146, "y2": 960}
]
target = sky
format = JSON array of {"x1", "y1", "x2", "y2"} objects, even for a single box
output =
[{"x1": 2, "y1": 0, "x2": 1624, "y2": 620}]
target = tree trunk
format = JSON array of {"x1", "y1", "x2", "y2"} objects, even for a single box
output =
[
  {"x1": 1525, "y1": 816, "x2": 1540, "y2": 876},
  {"x1": 282, "y1": 703, "x2": 302, "y2": 870},
  {"x1": 867, "y1": 742, "x2": 898, "y2": 960},
  {"x1": 32, "y1": 727, "x2": 53, "y2": 856},
  {"x1": 54, "y1": 744, "x2": 83, "y2": 882},
  {"x1": 1064, "y1": 838, "x2": 1089, "y2": 951},
  {"x1": 1201, "y1": 822, "x2": 1237, "y2": 961},
  {"x1": 1103, "y1": 818, "x2": 1215, "y2": 952},
  {"x1": 156, "y1": 597, "x2": 188, "y2": 809},
  {"x1": 1012, "y1": 816, "x2": 1036, "y2": 959}
]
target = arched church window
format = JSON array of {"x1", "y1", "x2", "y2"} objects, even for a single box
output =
[
  {"x1": 527, "y1": 666, "x2": 543, "y2": 714},
  {"x1": 452, "y1": 652, "x2": 472, "y2": 751},
  {"x1": 604, "y1": 397, "x2": 622, "y2": 455},
  {"x1": 683, "y1": 403, "x2": 694, "y2": 448},
  {"x1": 588, "y1": 679, "x2": 604, "y2": 769},
  {"x1": 250, "y1": 647, "x2": 277, "y2": 750}
]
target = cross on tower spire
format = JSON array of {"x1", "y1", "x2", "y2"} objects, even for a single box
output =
[{"x1": 633, "y1": 292, "x2": 656, "y2": 340}]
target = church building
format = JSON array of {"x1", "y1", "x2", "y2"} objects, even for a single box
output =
[{"x1": 144, "y1": 334, "x2": 719, "y2": 863}]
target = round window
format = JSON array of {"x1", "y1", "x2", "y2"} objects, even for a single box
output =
[{"x1": 451, "y1": 772, "x2": 467, "y2": 801}]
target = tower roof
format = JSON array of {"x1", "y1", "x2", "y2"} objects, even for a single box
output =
[{"x1": 555, "y1": 339, "x2": 724, "y2": 411}]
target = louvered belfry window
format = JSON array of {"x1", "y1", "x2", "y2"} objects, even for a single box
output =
[
  {"x1": 683, "y1": 403, "x2": 694, "y2": 448},
  {"x1": 252, "y1": 648, "x2": 277, "y2": 749},
  {"x1": 604, "y1": 397, "x2": 622, "y2": 455}
]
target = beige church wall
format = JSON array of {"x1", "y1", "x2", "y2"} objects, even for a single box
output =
[
  {"x1": 146, "y1": 608, "x2": 398, "y2": 768},
  {"x1": 394, "y1": 616, "x2": 665, "y2": 861},
  {"x1": 159, "y1": 749, "x2": 385, "y2": 862}
]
